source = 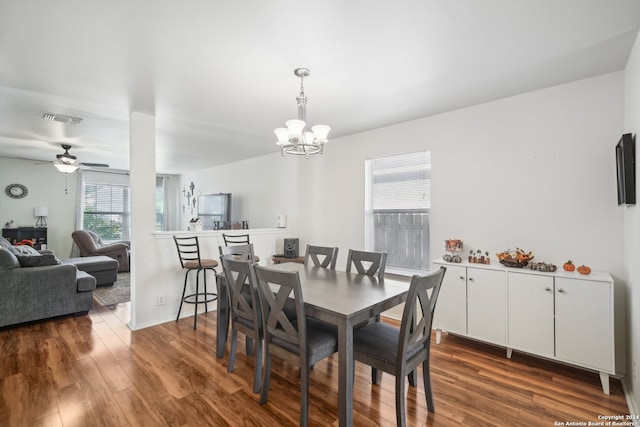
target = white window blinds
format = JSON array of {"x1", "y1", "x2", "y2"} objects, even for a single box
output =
[
  {"x1": 370, "y1": 151, "x2": 431, "y2": 211},
  {"x1": 83, "y1": 183, "x2": 131, "y2": 240}
]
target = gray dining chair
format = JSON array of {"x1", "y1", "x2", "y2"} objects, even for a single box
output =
[
  {"x1": 346, "y1": 248, "x2": 389, "y2": 359},
  {"x1": 219, "y1": 243, "x2": 256, "y2": 261},
  {"x1": 346, "y1": 249, "x2": 387, "y2": 279},
  {"x1": 304, "y1": 244, "x2": 339, "y2": 270},
  {"x1": 220, "y1": 256, "x2": 263, "y2": 394},
  {"x1": 253, "y1": 265, "x2": 338, "y2": 427},
  {"x1": 218, "y1": 243, "x2": 258, "y2": 356},
  {"x1": 352, "y1": 266, "x2": 447, "y2": 427}
]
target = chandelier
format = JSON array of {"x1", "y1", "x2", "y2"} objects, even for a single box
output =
[{"x1": 274, "y1": 68, "x2": 330, "y2": 158}]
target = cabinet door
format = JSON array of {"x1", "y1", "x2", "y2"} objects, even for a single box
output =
[
  {"x1": 555, "y1": 277, "x2": 614, "y2": 372},
  {"x1": 433, "y1": 264, "x2": 467, "y2": 335},
  {"x1": 467, "y1": 268, "x2": 506, "y2": 345},
  {"x1": 507, "y1": 272, "x2": 554, "y2": 357}
]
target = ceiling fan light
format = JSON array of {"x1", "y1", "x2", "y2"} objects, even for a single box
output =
[
  {"x1": 54, "y1": 162, "x2": 79, "y2": 173},
  {"x1": 311, "y1": 125, "x2": 330, "y2": 143},
  {"x1": 274, "y1": 128, "x2": 289, "y2": 145}
]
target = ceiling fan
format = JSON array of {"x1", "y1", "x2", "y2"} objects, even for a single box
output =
[{"x1": 53, "y1": 144, "x2": 109, "y2": 173}]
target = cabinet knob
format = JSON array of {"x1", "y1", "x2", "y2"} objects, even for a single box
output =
[
  {"x1": 468, "y1": 277, "x2": 474, "y2": 282},
  {"x1": 459, "y1": 276, "x2": 465, "y2": 280},
  {"x1": 557, "y1": 288, "x2": 565, "y2": 293},
  {"x1": 545, "y1": 287, "x2": 552, "y2": 292}
]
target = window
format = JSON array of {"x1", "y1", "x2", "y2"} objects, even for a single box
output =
[
  {"x1": 365, "y1": 151, "x2": 431, "y2": 272},
  {"x1": 81, "y1": 173, "x2": 172, "y2": 239},
  {"x1": 156, "y1": 176, "x2": 166, "y2": 231},
  {"x1": 82, "y1": 183, "x2": 131, "y2": 240}
]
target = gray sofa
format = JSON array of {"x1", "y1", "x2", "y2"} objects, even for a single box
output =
[{"x1": 0, "y1": 246, "x2": 97, "y2": 328}]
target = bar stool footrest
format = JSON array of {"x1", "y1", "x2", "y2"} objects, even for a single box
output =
[{"x1": 183, "y1": 293, "x2": 218, "y2": 304}]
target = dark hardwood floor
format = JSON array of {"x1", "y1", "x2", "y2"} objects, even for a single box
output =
[{"x1": 0, "y1": 301, "x2": 629, "y2": 426}]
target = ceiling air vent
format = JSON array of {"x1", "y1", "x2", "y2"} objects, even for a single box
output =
[{"x1": 41, "y1": 112, "x2": 83, "y2": 125}]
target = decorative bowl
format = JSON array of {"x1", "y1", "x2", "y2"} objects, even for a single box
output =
[{"x1": 496, "y1": 248, "x2": 533, "y2": 268}]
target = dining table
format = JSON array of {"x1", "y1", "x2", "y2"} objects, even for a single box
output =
[{"x1": 215, "y1": 262, "x2": 410, "y2": 427}]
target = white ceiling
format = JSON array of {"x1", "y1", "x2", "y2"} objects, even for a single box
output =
[{"x1": 0, "y1": 1, "x2": 639, "y2": 174}]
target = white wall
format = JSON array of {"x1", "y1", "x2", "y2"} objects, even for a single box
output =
[
  {"x1": 297, "y1": 72, "x2": 624, "y2": 275},
  {"x1": 0, "y1": 158, "x2": 79, "y2": 256},
  {"x1": 180, "y1": 154, "x2": 299, "y2": 231},
  {"x1": 184, "y1": 73, "x2": 625, "y2": 275},
  {"x1": 623, "y1": 31, "x2": 640, "y2": 414},
  {"x1": 186, "y1": 71, "x2": 628, "y2": 376}
]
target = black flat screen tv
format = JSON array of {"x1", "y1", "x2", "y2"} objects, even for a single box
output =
[{"x1": 616, "y1": 133, "x2": 635, "y2": 205}]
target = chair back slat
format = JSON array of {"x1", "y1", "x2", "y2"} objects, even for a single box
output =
[
  {"x1": 223, "y1": 233, "x2": 251, "y2": 246},
  {"x1": 304, "y1": 245, "x2": 339, "y2": 269},
  {"x1": 346, "y1": 249, "x2": 387, "y2": 279},
  {"x1": 399, "y1": 267, "x2": 446, "y2": 358},
  {"x1": 173, "y1": 236, "x2": 204, "y2": 268}
]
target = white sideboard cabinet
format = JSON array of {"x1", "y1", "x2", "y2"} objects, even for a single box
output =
[{"x1": 433, "y1": 259, "x2": 615, "y2": 394}]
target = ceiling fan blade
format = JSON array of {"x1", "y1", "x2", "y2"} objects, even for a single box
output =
[
  {"x1": 80, "y1": 162, "x2": 109, "y2": 168},
  {"x1": 18, "y1": 156, "x2": 49, "y2": 164}
]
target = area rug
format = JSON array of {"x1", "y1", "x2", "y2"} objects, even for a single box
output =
[{"x1": 93, "y1": 272, "x2": 130, "y2": 306}]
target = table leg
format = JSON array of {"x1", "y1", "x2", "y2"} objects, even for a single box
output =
[
  {"x1": 216, "y1": 274, "x2": 229, "y2": 359},
  {"x1": 338, "y1": 317, "x2": 354, "y2": 426}
]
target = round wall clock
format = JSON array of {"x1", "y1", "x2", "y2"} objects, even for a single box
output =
[{"x1": 5, "y1": 183, "x2": 28, "y2": 199}]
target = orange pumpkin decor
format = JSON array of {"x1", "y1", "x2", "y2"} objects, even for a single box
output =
[
  {"x1": 563, "y1": 260, "x2": 575, "y2": 272},
  {"x1": 577, "y1": 265, "x2": 592, "y2": 275}
]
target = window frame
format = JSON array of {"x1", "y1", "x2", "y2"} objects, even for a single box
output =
[{"x1": 365, "y1": 151, "x2": 431, "y2": 275}]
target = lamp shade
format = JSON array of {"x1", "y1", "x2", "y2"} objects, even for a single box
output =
[
  {"x1": 311, "y1": 125, "x2": 330, "y2": 143},
  {"x1": 34, "y1": 206, "x2": 48, "y2": 217},
  {"x1": 54, "y1": 162, "x2": 79, "y2": 173},
  {"x1": 304, "y1": 131, "x2": 315, "y2": 144},
  {"x1": 285, "y1": 119, "x2": 306, "y2": 140},
  {"x1": 274, "y1": 128, "x2": 289, "y2": 145}
]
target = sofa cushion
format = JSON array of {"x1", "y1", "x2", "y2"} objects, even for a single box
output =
[
  {"x1": 17, "y1": 254, "x2": 60, "y2": 268},
  {"x1": 0, "y1": 238, "x2": 14, "y2": 251},
  {"x1": 62, "y1": 256, "x2": 119, "y2": 286},
  {"x1": 64, "y1": 256, "x2": 119, "y2": 272},
  {"x1": 0, "y1": 248, "x2": 20, "y2": 271},
  {"x1": 11, "y1": 245, "x2": 40, "y2": 256},
  {"x1": 76, "y1": 270, "x2": 97, "y2": 292}
]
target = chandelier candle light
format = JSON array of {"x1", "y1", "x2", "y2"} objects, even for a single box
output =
[{"x1": 274, "y1": 68, "x2": 330, "y2": 158}]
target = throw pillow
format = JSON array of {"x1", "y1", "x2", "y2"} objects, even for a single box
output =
[
  {"x1": 0, "y1": 238, "x2": 13, "y2": 251},
  {"x1": 11, "y1": 245, "x2": 41, "y2": 256},
  {"x1": 0, "y1": 248, "x2": 20, "y2": 271},
  {"x1": 16, "y1": 254, "x2": 60, "y2": 268}
]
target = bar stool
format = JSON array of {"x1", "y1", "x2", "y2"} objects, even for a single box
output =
[
  {"x1": 222, "y1": 233, "x2": 260, "y2": 262},
  {"x1": 173, "y1": 236, "x2": 218, "y2": 329}
]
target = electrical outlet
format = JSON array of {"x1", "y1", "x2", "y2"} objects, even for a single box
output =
[{"x1": 157, "y1": 295, "x2": 165, "y2": 306}]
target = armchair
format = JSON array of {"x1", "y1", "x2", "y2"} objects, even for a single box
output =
[{"x1": 71, "y1": 230, "x2": 130, "y2": 272}]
